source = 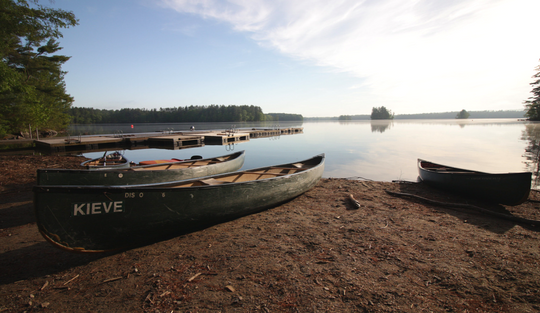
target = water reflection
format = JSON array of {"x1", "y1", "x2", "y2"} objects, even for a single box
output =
[
  {"x1": 522, "y1": 123, "x2": 540, "y2": 188},
  {"x1": 76, "y1": 119, "x2": 532, "y2": 185},
  {"x1": 370, "y1": 120, "x2": 393, "y2": 133},
  {"x1": 68, "y1": 121, "x2": 303, "y2": 136}
]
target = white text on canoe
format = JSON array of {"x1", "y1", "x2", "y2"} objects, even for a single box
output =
[{"x1": 72, "y1": 201, "x2": 124, "y2": 216}]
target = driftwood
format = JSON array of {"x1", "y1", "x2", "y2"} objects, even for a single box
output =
[
  {"x1": 102, "y1": 277, "x2": 123, "y2": 284},
  {"x1": 188, "y1": 273, "x2": 202, "y2": 282},
  {"x1": 348, "y1": 194, "x2": 361, "y2": 209},
  {"x1": 385, "y1": 190, "x2": 540, "y2": 226},
  {"x1": 63, "y1": 274, "x2": 79, "y2": 286},
  {"x1": 40, "y1": 281, "x2": 49, "y2": 291}
]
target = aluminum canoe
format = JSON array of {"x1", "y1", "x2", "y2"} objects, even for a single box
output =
[{"x1": 38, "y1": 151, "x2": 245, "y2": 186}]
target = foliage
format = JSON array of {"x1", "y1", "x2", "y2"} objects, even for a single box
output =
[
  {"x1": 334, "y1": 110, "x2": 524, "y2": 121},
  {"x1": 522, "y1": 123, "x2": 540, "y2": 187},
  {"x1": 395, "y1": 110, "x2": 524, "y2": 119},
  {"x1": 337, "y1": 114, "x2": 369, "y2": 120},
  {"x1": 525, "y1": 60, "x2": 540, "y2": 121},
  {"x1": 264, "y1": 113, "x2": 303, "y2": 121},
  {"x1": 0, "y1": 0, "x2": 78, "y2": 134},
  {"x1": 69, "y1": 105, "x2": 301, "y2": 124},
  {"x1": 455, "y1": 109, "x2": 470, "y2": 119},
  {"x1": 370, "y1": 106, "x2": 394, "y2": 120}
]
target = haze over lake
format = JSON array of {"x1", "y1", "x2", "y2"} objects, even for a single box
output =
[{"x1": 75, "y1": 119, "x2": 540, "y2": 189}]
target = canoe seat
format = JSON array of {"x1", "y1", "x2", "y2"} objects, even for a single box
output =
[
  {"x1": 139, "y1": 160, "x2": 178, "y2": 165},
  {"x1": 200, "y1": 178, "x2": 230, "y2": 185}
]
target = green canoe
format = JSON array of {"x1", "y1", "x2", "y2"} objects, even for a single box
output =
[
  {"x1": 418, "y1": 159, "x2": 532, "y2": 205},
  {"x1": 34, "y1": 153, "x2": 325, "y2": 252},
  {"x1": 37, "y1": 151, "x2": 245, "y2": 186}
]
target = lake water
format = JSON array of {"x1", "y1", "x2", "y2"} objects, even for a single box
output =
[{"x1": 74, "y1": 119, "x2": 540, "y2": 188}]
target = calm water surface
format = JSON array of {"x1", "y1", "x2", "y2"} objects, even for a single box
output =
[{"x1": 77, "y1": 119, "x2": 540, "y2": 188}]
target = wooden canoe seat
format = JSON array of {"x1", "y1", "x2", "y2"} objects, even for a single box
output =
[
  {"x1": 245, "y1": 170, "x2": 297, "y2": 176},
  {"x1": 189, "y1": 161, "x2": 210, "y2": 167},
  {"x1": 230, "y1": 168, "x2": 300, "y2": 182},
  {"x1": 431, "y1": 167, "x2": 450, "y2": 171},
  {"x1": 134, "y1": 164, "x2": 190, "y2": 171},
  {"x1": 139, "y1": 159, "x2": 182, "y2": 165},
  {"x1": 270, "y1": 166, "x2": 304, "y2": 171}
]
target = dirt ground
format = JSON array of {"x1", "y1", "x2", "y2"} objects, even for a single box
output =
[{"x1": 1, "y1": 155, "x2": 540, "y2": 312}]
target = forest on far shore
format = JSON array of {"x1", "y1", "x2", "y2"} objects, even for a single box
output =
[
  {"x1": 69, "y1": 105, "x2": 303, "y2": 124},
  {"x1": 307, "y1": 110, "x2": 526, "y2": 121}
]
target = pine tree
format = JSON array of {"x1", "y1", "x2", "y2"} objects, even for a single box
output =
[
  {"x1": 456, "y1": 109, "x2": 470, "y2": 119},
  {"x1": 525, "y1": 60, "x2": 540, "y2": 121},
  {"x1": 0, "y1": 0, "x2": 78, "y2": 135},
  {"x1": 370, "y1": 106, "x2": 394, "y2": 120}
]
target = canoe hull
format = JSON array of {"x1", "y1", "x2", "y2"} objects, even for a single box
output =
[
  {"x1": 33, "y1": 154, "x2": 324, "y2": 252},
  {"x1": 37, "y1": 151, "x2": 245, "y2": 186},
  {"x1": 418, "y1": 159, "x2": 531, "y2": 206}
]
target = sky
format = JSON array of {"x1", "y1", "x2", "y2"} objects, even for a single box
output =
[{"x1": 49, "y1": 0, "x2": 540, "y2": 117}]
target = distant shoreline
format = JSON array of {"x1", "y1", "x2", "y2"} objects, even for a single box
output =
[{"x1": 305, "y1": 109, "x2": 526, "y2": 120}]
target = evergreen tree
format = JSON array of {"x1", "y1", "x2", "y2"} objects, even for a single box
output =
[
  {"x1": 0, "y1": 0, "x2": 78, "y2": 135},
  {"x1": 456, "y1": 109, "x2": 470, "y2": 119},
  {"x1": 370, "y1": 106, "x2": 394, "y2": 120},
  {"x1": 68, "y1": 105, "x2": 301, "y2": 124},
  {"x1": 525, "y1": 60, "x2": 540, "y2": 121}
]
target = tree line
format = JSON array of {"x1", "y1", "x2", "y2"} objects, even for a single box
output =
[
  {"x1": 337, "y1": 109, "x2": 526, "y2": 120},
  {"x1": 69, "y1": 105, "x2": 303, "y2": 124},
  {"x1": 398, "y1": 110, "x2": 524, "y2": 119},
  {"x1": 339, "y1": 106, "x2": 394, "y2": 120}
]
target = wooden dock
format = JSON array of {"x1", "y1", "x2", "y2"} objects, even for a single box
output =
[
  {"x1": 34, "y1": 135, "x2": 125, "y2": 153},
  {"x1": 244, "y1": 127, "x2": 303, "y2": 138},
  {"x1": 31, "y1": 127, "x2": 303, "y2": 153},
  {"x1": 147, "y1": 135, "x2": 203, "y2": 149},
  {"x1": 203, "y1": 131, "x2": 250, "y2": 145},
  {"x1": 33, "y1": 133, "x2": 203, "y2": 153}
]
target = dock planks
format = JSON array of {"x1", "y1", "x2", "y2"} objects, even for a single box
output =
[{"x1": 32, "y1": 127, "x2": 303, "y2": 152}]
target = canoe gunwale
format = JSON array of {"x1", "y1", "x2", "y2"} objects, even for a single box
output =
[
  {"x1": 418, "y1": 159, "x2": 530, "y2": 176},
  {"x1": 35, "y1": 153, "x2": 324, "y2": 192}
]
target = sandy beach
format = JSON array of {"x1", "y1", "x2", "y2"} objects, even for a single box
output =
[{"x1": 1, "y1": 155, "x2": 539, "y2": 312}]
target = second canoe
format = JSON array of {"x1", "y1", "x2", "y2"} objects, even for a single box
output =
[
  {"x1": 38, "y1": 151, "x2": 245, "y2": 186},
  {"x1": 418, "y1": 159, "x2": 532, "y2": 206}
]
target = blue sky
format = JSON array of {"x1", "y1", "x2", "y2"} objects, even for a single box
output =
[{"x1": 50, "y1": 0, "x2": 540, "y2": 117}]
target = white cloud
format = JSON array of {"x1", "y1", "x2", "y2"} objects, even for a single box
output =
[{"x1": 161, "y1": 0, "x2": 540, "y2": 114}]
